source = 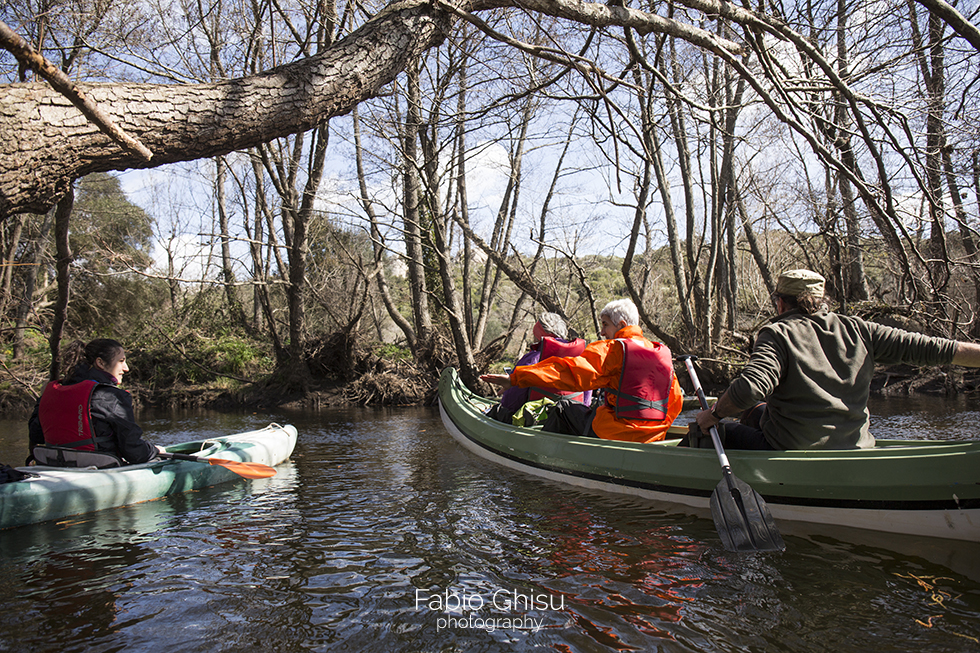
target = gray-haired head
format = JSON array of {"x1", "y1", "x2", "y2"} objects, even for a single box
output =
[
  {"x1": 537, "y1": 312, "x2": 568, "y2": 340},
  {"x1": 599, "y1": 299, "x2": 639, "y2": 328}
]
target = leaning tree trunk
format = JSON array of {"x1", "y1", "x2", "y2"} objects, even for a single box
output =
[
  {"x1": 48, "y1": 189, "x2": 74, "y2": 381},
  {"x1": 0, "y1": 0, "x2": 742, "y2": 220}
]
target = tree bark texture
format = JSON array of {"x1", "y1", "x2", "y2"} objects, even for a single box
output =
[{"x1": 0, "y1": 1, "x2": 451, "y2": 218}]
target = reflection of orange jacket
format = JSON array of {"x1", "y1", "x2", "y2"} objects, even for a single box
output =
[{"x1": 509, "y1": 325, "x2": 683, "y2": 443}]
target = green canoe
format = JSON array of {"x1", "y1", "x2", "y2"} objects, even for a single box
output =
[
  {"x1": 438, "y1": 367, "x2": 980, "y2": 542},
  {"x1": 1, "y1": 423, "x2": 297, "y2": 529}
]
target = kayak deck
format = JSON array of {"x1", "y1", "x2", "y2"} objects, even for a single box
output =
[{"x1": 1, "y1": 423, "x2": 297, "y2": 529}]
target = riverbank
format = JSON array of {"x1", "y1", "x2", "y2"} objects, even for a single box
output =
[
  {"x1": 2, "y1": 360, "x2": 976, "y2": 420},
  {"x1": 0, "y1": 348, "x2": 444, "y2": 418},
  {"x1": 3, "y1": 312, "x2": 977, "y2": 418}
]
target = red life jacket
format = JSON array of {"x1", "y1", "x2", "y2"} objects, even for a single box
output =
[
  {"x1": 38, "y1": 380, "x2": 100, "y2": 450},
  {"x1": 605, "y1": 338, "x2": 674, "y2": 421},
  {"x1": 540, "y1": 336, "x2": 586, "y2": 360},
  {"x1": 528, "y1": 337, "x2": 590, "y2": 403}
]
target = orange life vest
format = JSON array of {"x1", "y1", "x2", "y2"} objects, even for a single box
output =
[
  {"x1": 528, "y1": 337, "x2": 589, "y2": 403},
  {"x1": 604, "y1": 339, "x2": 674, "y2": 421}
]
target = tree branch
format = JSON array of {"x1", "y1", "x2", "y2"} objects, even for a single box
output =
[
  {"x1": 0, "y1": 19, "x2": 153, "y2": 162},
  {"x1": 913, "y1": 0, "x2": 980, "y2": 52}
]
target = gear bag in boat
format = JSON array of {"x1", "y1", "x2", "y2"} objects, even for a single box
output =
[{"x1": 0, "y1": 464, "x2": 34, "y2": 482}]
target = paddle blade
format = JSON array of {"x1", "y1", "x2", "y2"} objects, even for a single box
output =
[
  {"x1": 207, "y1": 457, "x2": 277, "y2": 479},
  {"x1": 710, "y1": 471, "x2": 785, "y2": 552}
]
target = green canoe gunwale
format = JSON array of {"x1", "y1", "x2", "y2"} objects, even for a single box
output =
[{"x1": 438, "y1": 367, "x2": 980, "y2": 541}]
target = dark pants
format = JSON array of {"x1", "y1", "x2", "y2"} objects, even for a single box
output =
[
  {"x1": 681, "y1": 402, "x2": 776, "y2": 450},
  {"x1": 485, "y1": 403, "x2": 515, "y2": 425},
  {"x1": 721, "y1": 422, "x2": 776, "y2": 450},
  {"x1": 542, "y1": 400, "x2": 598, "y2": 438},
  {"x1": 723, "y1": 402, "x2": 775, "y2": 450}
]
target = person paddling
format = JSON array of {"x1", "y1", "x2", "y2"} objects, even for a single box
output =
[
  {"x1": 28, "y1": 339, "x2": 162, "y2": 467},
  {"x1": 693, "y1": 269, "x2": 980, "y2": 450}
]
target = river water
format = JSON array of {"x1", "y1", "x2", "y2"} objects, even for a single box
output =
[{"x1": 1, "y1": 397, "x2": 979, "y2": 652}]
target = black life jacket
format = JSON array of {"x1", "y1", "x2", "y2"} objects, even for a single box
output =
[
  {"x1": 604, "y1": 338, "x2": 674, "y2": 421},
  {"x1": 528, "y1": 337, "x2": 590, "y2": 404}
]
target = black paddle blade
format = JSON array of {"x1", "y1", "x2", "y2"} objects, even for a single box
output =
[{"x1": 710, "y1": 471, "x2": 785, "y2": 552}]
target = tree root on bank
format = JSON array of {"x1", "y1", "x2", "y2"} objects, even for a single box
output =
[
  {"x1": 329, "y1": 327, "x2": 457, "y2": 407},
  {"x1": 343, "y1": 370, "x2": 433, "y2": 406},
  {"x1": 872, "y1": 365, "x2": 980, "y2": 396}
]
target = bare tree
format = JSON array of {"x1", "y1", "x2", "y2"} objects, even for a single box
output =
[
  {"x1": 352, "y1": 105, "x2": 417, "y2": 350},
  {"x1": 4, "y1": 0, "x2": 980, "y2": 378}
]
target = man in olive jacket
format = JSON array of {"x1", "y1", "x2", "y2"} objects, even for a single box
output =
[{"x1": 695, "y1": 269, "x2": 980, "y2": 450}]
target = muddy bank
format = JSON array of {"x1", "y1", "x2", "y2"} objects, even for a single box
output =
[
  {"x1": 0, "y1": 332, "x2": 449, "y2": 418},
  {"x1": 0, "y1": 372, "x2": 434, "y2": 419}
]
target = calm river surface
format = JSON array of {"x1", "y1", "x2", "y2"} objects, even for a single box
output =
[{"x1": 1, "y1": 397, "x2": 980, "y2": 652}]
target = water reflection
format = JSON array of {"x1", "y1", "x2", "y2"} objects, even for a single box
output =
[
  {"x1": 867, "y1": 394, "x2": 980, "y2": 440},
  {"x1": 4, "y1": 529, "x2": 153, "y2": 652},
  {"x1": 0, "y1": 404, "x2": 979, "y2": 652}
]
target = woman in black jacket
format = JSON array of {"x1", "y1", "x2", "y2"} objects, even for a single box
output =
[{"x1": 28, "y1": 339, "x2": 160, "y2": 466}]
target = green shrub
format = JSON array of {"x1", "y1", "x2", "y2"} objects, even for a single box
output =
[{"x1": 377, "y1": 343, "x2": 412, "y2": 361}]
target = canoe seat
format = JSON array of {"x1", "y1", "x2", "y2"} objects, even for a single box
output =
[{"x1": 33, "y1": 445, "x2": 124, "y2": 469}]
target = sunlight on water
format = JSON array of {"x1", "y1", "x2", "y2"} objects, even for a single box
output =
[{"x1": 1, "y1": 402, "x2": 979, "y2": 652}]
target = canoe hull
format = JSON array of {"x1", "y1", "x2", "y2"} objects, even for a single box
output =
[
  {"x1": 438, "y1": 368, "x2": 980, "y2": 542},
  {"x1": 1, "y1": 423, "x2": 297, "y2": 529}
]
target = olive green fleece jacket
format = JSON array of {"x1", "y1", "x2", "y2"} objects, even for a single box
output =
[{"x1": 727, "y1": 310, "x2": 958, "y2": 449}]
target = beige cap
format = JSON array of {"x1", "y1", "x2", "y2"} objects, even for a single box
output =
[{"x1": 775, "y1": 269, "x2": 825, "y2": 299}]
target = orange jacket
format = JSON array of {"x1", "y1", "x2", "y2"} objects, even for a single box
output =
[{"x1": 509, "y1": 325, "x2": 683, "y2": 443}]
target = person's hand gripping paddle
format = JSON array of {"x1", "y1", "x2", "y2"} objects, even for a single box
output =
[{"x1": 679, "y1": 355, "x2": 785, "y2": 552}]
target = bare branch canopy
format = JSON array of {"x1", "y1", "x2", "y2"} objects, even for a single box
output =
[{"x1": 0, "y1": 0, "x2": 741, "y2": 219}]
